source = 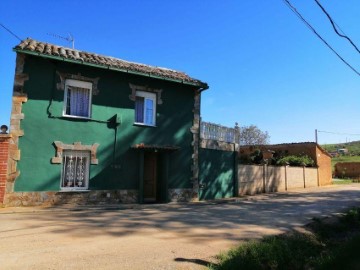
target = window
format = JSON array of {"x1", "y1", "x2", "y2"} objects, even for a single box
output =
[
  {"x1": 135, "y1": 91, "x2": 156, "y2": 126},
  {"x1": 61, "y1": 150, "x2": 90, "y2": 191},
  {"x1": 63, "y1": 79, "x2": 92, "y2": 118}
]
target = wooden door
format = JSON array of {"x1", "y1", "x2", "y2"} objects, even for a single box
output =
[{"x1": 143, "y1": 152, "x2": 157, "y2": 202}]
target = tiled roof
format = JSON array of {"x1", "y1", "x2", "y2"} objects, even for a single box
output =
[{"x1": 14, "y1": 38, "x2": 208, "y2": 89}]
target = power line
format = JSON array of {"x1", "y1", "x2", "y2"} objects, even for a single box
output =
[
  {"x1": 282, "y1": 0, "x2": 360, "y2": 77},
  {"x1": 318, "y1": 130, "x2": 360, "y2": 136},
  {"x1": 314, "y1": 0, "x2": 360, "y2": 54},
  {"x1": 0, "y1": 23, "x2": 22, "y2": 41}
]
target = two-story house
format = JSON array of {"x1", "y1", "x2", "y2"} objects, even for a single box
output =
[{"x1": 4, "y1": 38, "x2": 208, "y2": 206}]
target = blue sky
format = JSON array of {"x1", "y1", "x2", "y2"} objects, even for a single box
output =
[{"x1": 1, "y1": 0, "x2": 359, "y2": 144}]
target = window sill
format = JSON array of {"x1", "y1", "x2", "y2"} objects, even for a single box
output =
[
  {"x1": 59, "y1": 189, "x2": 90, "y2": 193},
  {"x1": 133, "y1": 122, "x2": 157, "y2": 128},
  {"x1": 62, "y1": 114, "x2": 91, "y2": 120}
]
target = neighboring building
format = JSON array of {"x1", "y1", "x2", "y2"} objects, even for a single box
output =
[
  {"x1": 239, "y1": 142, "x2": 332, "y2": 186},
  {"x1": 337, "y1": 148, "x2": 349, "y2": 155},
  {"x1": 4, "y1": 38, "x2": 208, "y2": 206}
]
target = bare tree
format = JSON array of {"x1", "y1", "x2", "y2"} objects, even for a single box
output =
[{"x1": 240, "y1": 125, "x2": 270, "y2": 145}]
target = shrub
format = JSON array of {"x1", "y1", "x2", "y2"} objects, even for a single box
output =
[{"x1": 276, "y1": 155, "x2": 315, "y2": 167}]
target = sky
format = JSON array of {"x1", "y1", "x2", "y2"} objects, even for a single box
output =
[{"x1": 1, "y1": 0, "x2": 359, "y2": 145}]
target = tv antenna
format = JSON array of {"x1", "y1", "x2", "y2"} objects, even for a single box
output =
[{"x1": 47, "y1": 32, "x2": 75, "y2": 49}]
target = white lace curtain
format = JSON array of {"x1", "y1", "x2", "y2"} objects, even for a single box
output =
[{"x1": 67, "y1": 86, "x2": 90, "y2": 117}]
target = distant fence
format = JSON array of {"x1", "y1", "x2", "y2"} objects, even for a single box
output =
[
  {"x1": 238, "y1": 165, "x2": 318, "y2": 195},
  {"x1": 200, "y1": 121, "x2": 239, "y2": 143}
]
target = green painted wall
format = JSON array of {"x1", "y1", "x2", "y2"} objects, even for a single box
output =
[
  {"x1": 15, "y1": 55, "x2": 196, "y2": 192},
  {"x1": 199, "y1": 148, "x2": 235, "y2": 200}
]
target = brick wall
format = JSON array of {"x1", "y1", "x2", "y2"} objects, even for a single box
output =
[
  {"x1": 0, "y1": 135, "x2": 11, "y2": 204},
  {"x1": 334, "y1": 162, "x2": 360, "y2": 179}
]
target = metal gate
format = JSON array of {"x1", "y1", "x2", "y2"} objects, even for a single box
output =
[{"x1": 199, "y1": 148, "x2": 235, "y2": 200}]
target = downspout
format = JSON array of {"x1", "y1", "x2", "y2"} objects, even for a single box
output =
[
  {"x1": 233, "y1": 123, "x2": 240, "y2": 197},
  {"x1": 195, "y1": 86, "x2": 207, "y2": 200}
]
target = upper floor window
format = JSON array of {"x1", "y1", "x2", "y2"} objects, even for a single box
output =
[
  {"x1": 135, "y1": 91, "x2": 156, "y2": 126},
  {"x1": 63, "y1": 79, "x2": 92, "y2": 118}
]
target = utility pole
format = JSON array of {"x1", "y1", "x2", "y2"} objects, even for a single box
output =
[{"x1": 315, "y1": 129, "x2": 318, "y2": 144}]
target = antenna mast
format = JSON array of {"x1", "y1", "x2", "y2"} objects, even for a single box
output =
[{"x1": 47, "y1": 32, "x2": 75, "y2": 49}]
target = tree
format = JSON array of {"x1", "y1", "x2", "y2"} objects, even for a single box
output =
[{"x1": 240, "y1": 125, "x2": 270, "y2": 145}]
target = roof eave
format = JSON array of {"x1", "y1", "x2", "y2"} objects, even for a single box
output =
[{"x1": 14, "y1": 48, "x2": 208, "y2": 89}]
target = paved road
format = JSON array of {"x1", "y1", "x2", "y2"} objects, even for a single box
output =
[{"x1": 1, "y1": 184, "x2": 360, "y2": 270}]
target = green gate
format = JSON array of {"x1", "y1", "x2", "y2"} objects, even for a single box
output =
[{"x1": 199, "y1": 148, "x2": 236, "y2": 200}]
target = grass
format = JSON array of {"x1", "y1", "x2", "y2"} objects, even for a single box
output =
[
  {"x1": 332, "y1": 178, "x2": 354, "y2": 185},
  {"x1": 209, "y1": 207, "x2": 360, "y2": 270},
  {"x1": 331, "y1": 155, "x2": 360, "y2": 171}
]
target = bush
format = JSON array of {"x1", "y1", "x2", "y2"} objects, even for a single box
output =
[{"x1": 276, "y1": 155, "x2": 315, "y2": 167}]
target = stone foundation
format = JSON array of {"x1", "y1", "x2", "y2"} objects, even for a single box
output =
[
  {"x1": 3, "y1": 189, "x2": 139, "y2": 207},
  {"x1": 168, "y1": 188, "x2": 196, "y2": 202}
]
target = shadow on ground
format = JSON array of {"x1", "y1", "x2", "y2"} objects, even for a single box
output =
[{"x1": 2, "y1": 186, "x2": 360, "y2": 246}]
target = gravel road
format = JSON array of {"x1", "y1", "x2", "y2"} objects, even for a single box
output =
[{"x1": 1, "y1": 184, "x2": 360, "y2": 270}]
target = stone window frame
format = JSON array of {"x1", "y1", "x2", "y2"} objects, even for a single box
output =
[
  {"x1": 51, "y1": 141, "x2": 99, "y2": 165},
  {"x1": 56, "y1": 71, "x2": 100, "y2": 95},
  {"x1": 129, "y1": 83, "x2": 163, "y2": 105}
]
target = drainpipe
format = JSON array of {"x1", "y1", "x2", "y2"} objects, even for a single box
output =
[{"x1": 234, "y1": 123, "x2": 240, "y2": 197}]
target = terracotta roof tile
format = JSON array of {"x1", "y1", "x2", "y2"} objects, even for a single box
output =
[{"x1": 14, "y1": 38, "x2": 208, "y2": 88}]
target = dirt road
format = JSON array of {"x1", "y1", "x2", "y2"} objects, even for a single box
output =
[{"x1": 1, "y1": 184, "x2": 360, "y2": 270}]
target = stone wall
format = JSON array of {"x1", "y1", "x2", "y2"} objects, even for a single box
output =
[
  {"x1": 168, "y1": 188, "x2": 194, "y2": 202},
  {"x1": 3, "y1": 189, "x2": 139, "y2": 207},
  {"x1": 0, "y1": 135, "x2": 11, "y2": 204},
  {"x1": 4, "y1": 188, "x2": 198, "y2": 206}
]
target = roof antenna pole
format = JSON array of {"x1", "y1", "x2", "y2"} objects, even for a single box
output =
[{"x1": 47, "y1": 32, "x2": 75, "y2": 49}]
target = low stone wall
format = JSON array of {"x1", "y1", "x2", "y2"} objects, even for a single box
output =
[
  {"x1": 168, "y1": 188, "x2": 196, "y2": 202},
  {"x1": 4, "y1": 188, "x2": 197, "y2": 206},
  {"x1": 3, "y1": 189, "x2": 139, "y2": 207},
  {"x1": 238, "y1": 165, "x2": 319, "y2": 195}
]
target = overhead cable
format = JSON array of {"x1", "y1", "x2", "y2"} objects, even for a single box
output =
[
  {"x1": 0, "y1": 23, "x2": 22, "y2": 41},
  {"x1": 314, "y1": 0, "x2": 360, "y2": 54},
  {"x1": 282, "y1": 0, "x2": 360, "y2": 77},
  {"x1": 318, "y1": 130, "x2": 360, "y2": 136}
]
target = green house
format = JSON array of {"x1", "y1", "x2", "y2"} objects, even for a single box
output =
[{"x1": 5, "y1": 38, "x2": 208, "y2": 206}]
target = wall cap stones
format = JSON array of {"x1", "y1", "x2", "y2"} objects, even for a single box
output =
[{"x1": 52, "y1": 141, "x2": 99, "y2": 165}]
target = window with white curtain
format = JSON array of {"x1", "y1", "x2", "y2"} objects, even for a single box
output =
[
  {"x1": 63, "y1": 79, "x2": 92, "y2": 118},
  {"x1": 135, "y1": 91, "x2": 156, "y2": 126},
  {"x1": 61, "y1": 150, "x2": 90, "y2": 191}
]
